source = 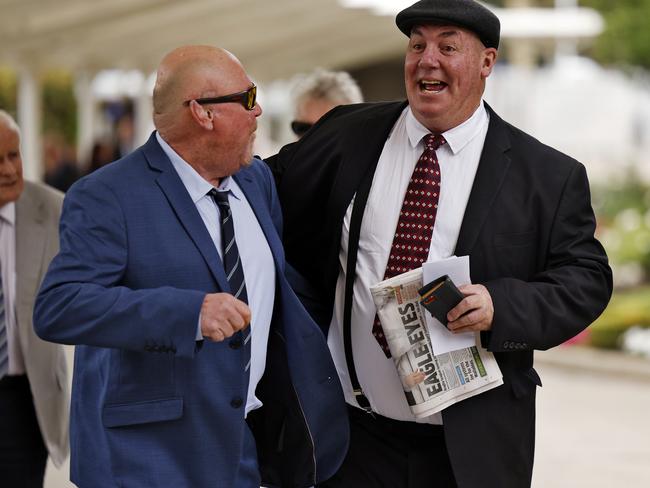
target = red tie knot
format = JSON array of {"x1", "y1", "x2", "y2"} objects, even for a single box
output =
[{"x1": 424, "y1": 133, "x2": 446, "y2": 151}]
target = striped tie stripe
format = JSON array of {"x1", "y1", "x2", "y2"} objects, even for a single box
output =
[{"x1": 209, "y1": 189, "x2": 251, "y2": 373}]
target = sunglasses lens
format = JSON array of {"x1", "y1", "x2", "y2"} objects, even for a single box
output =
[
  {"x1": 247, "y1": 86, "x2": 257, "y2": 110},
  {"x1": 291, "y1": 121, "x2": 313, "y2": 137}
]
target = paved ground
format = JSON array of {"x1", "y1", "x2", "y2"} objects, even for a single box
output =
[
  {"x1": 45, "y1": 346, "x2": 650, "y2": 487},
  {"x1": 532, "y1": 347, "x2": 650, "y2": 487}
]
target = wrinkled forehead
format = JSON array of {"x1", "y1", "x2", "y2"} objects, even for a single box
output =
[
  {"x1": 0, "y1": 112, "x2": 20, "y2": 137},
  {"x1": 191, "y1": 59, "x2": 251, "y2": 94},
  {"x1": 0, "y1": 123, "x2": 20, "y2": 143}
]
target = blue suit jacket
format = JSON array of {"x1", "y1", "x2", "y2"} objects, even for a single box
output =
[{"x1": 34, "y1": 134, "x2": 348, "y2": 488}]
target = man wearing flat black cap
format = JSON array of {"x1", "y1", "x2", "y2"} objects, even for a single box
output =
[{"x1": 267, "y1": 0, "x2": 612, "y2": 486}]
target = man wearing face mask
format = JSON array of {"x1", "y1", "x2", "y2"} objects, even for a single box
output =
[{"x1": 267, "y1": 1, "x2": 612, "y2": 487}]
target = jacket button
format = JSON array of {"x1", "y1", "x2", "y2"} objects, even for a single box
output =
[
  {"x1": 229, "y1": 339, "x2": 242, "y2": 350},
  {"x1": 503, "y1": 341, "x2": 510, "y2": 349},
  {"x1": 230, "y1": 397, "x2": 244, "y2": 409}
]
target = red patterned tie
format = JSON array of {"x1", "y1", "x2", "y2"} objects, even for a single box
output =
[{"x1": 372, "y1": 133, "x2": 446, "y2": 357}]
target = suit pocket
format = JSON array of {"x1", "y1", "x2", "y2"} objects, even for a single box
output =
[
  {"x1": 490, "y1": 230, "x2": 538, "y2": 279},
  {"x1": 117, "y1": 350, "x2": 175, "y2": 399},
  {"x1": 493, "y1": 230, "x2": 537, "y2": 247},
  {"x1": 509, "y1": 368, "x2": 542, "y2": 399},
  {"x1": 102, "y1": 397, "x2": 183, "y2": 428}
]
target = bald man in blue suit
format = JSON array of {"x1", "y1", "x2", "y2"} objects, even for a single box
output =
[{"x1": 34, "y1": 46, "x2": 348, "y2": 488}]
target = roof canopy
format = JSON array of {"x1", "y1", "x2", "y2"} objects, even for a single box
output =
[
  {"x1": 0, "y1": 0, "x2": 602, "y2": 80},
  {"x1": 0, "y1": 0, "x2": 405, "y2": 80}
]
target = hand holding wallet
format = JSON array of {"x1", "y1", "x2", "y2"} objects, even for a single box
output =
[{"x1": 418, "y1": 275, "x2": 465, "y2": 328}]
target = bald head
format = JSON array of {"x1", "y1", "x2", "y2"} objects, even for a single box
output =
[
  {"x1": 150, "y1": 45, "x2": 262, "y2": 185},
  {"x1": 153, "y1": 46, "x2": 243, "y2": 129}
]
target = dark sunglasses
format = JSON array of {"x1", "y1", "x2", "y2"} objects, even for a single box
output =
[
  {"x1": 291, "y1": 120, "x2": 313, "y2": 137},
  {"x1": 184, "y1": 84, "x2": 257, "y2": 111}
]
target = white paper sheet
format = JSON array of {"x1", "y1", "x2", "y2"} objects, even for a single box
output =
[{"x1": 422, "y1": 256, "x2": 476, "y2": 355}]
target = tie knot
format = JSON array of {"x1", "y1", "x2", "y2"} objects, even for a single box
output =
[
  {"x1": 424, "y1": 133, "x2": 446, "y2": 151},
  {"x1": 208, "y1": 188, "x2": 229, "y2": 207}
]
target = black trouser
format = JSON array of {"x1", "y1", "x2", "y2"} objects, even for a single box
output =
[
  {"x1": 0, "y1": 375, "x2": 48, "y2": 488},
  {"x1": 318, "y1": 405, "x2": 457, "y2": 488}
]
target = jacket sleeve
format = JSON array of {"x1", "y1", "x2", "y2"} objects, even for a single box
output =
[
  {"x1": 33, "y1": 176, "x2": 205, "y2": 358},
  {"x1": 484, "y1": 163, "x2": 612, "y2": 352}
]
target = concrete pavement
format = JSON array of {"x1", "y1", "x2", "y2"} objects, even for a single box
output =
[{"x1": 533, "y1": 347, "x2": 650, "y2": 487}]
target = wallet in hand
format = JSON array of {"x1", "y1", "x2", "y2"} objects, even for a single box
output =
[{"x1": 418, "y1": 275, "x2": 465, "y2": 328}]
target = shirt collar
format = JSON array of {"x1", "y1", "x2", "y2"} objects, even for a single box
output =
[
  {"x1": 0, "y1": 201, "x2": 16, "y2": 226},
  {"x1": 155, "y1": 132, "x2": 239, "y2": 201},
  {"x1": 405, "y1": 101, "x2": 489, "y2": 155}
]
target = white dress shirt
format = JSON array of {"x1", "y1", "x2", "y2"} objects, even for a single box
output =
[
  {"x1": 156, "y1": 133, "x2": 275, "y2": 416},
  {"x1": 327, "y1": 102, "x2": 489, "y2": 424},
  {"x1": 0, "y1": 201, "x2": 25, "y2": 376}
]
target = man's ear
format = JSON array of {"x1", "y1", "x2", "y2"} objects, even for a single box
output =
[
  {"x1": 188, "y1": 100, "x2": 214, "y2": 130},
  {"x1": 481, "y1": 48, "x2": 498, "y2": 79}
]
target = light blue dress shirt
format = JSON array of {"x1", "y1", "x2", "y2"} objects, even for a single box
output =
[{"x1": 156, "y1": 132, "x2": 275, "y2": 416}]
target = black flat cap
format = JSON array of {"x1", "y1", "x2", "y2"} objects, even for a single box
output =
[{"x1": 396, "y1": 0, "x2": 501, "y2": 49}]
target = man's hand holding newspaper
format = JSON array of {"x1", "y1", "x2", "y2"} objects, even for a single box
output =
[{"x1": 370, "y1": 267, "x2": 503, "y2": 418}]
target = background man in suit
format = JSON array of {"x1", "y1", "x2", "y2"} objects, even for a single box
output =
[
  {"x1": 267, "y1": 0, "x2": 612, "y2": 487},
  {"x1": 0, "y1": 110, "x2": 68, "y2": 487},
  {"x1": 34, "y1": 45, "x2": 347, "y2": 488},
  {"x1": 290, "y1": 68, "x2": 363, "y2": 138}
]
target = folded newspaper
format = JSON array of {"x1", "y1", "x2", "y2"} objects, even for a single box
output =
[{"x1": 370, "y1": 268, "x2": 503, "y2": 418}]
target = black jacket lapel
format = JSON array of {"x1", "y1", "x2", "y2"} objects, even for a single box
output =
[
  {"x1": 326, "y1": 101, "x2": 408, "y2": 230},
  {"x1": 455, "y1": 104, "x2": 512, "y2": 256}
]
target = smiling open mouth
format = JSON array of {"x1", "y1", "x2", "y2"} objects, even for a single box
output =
[{"x1": 419, "y1": 80, "x2": 447, "y2": 93}]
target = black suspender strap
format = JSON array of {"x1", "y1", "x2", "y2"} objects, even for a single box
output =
[{"x1": 342, "y1": 165, "x2": 376, "y2": 413}]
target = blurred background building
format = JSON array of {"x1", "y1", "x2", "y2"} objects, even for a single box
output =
[{"x1": 1, "y1": 0, "x2": 650, "y2": 486}]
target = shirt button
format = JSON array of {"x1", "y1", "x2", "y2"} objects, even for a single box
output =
[{"x1": 231, "y1": 397, "x2": 244, "y2": 409}]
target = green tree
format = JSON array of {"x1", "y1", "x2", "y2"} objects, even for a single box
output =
[
  {"x1": 42, "y1": 70, "x2": 77, "y2": 145},
  {"x1": 0, "y1": 68, "x2": 17, "y2": 116},
  {"x1": 580, "y1": 0, "x2": 650, "y2": 69}
]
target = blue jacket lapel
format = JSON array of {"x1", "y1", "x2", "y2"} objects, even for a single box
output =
[{"x1": 141, "y1": 134, "x2": 230, "y2": 291}]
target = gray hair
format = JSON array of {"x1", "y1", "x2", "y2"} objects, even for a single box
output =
[
  {"x1": 293, "y1": 68, "x2": 363, "y2": 109},
  {"x1": 0, "y1": 109, "x2": 20, "y2": 136}
]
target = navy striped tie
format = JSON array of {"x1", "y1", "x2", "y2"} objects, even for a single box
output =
[
  {"x1": 209, "y1": 189, "x2": 251, "y2": 372},
  {"x1": 0, "y1": 261, "x2": 7, "y2": 379}
]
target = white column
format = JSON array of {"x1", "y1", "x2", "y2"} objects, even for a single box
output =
[
  {"x1": 504, "y1": 0, "x2": 536, "y2": 68},
  {"x1": 75, "y1": 71, "x2": 95, "y2": 168},
  {"x1": 134, "y1": 71, "x2": 154, "y2": 146},
  {"x1": 17, "y1": 68, "x2": 43, "y2": 181},
  {"x1": 555, "y1": 0, "x2": 579, "y2": 59}
]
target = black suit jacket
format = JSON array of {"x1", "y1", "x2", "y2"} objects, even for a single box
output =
[{"x1": 267, "y1": 101, "x2": 612, "y2": 488}]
